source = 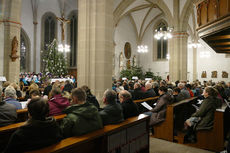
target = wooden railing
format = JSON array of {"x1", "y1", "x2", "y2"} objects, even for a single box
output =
[{"x1": 196, "y1": 0, "x2": 230, "y2": 29}]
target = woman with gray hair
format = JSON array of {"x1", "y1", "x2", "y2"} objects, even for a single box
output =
[
  {"x1": 4, "y1": 86, "x2": 22, "y2": 109},
  {"x1": 0, "y1": 87, "x2": 17, "y2": 127}
]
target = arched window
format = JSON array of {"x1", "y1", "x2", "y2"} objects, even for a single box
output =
[
  {"x1": 69, "y1": 11, "x2": 78, "y2": 67},
  {"x1": 20, "y1": 29, "x2": 30, "y2": 72},
  {"x1": 42, "y1": 12, "x2": 57, "y2": 50},
  {"x1": 156, "y1": 22, "x2": 167, "y2": 59}
]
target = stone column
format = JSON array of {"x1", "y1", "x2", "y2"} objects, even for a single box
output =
[
  {"x1": 169, "y1": 32, "x2": 188, "y2": 82},
  {"x1": 0, "y1": 0, "x2": 6, "y2": 77},
  {"x1": 77, "y1": 0, "x2": 113, "y2": 100},
  {"x1": 193, "y1": 47, "x2": 197, "y2": 81},
  {"x1": 3, "y1": 0, "x2": 22, "y2": 82},
  {"x1": 33, "y1": 22, "x2": 38, "y2": 72}
]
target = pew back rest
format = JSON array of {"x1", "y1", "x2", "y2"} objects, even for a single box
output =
[{"x1": 134, "y1": 96, "x2": 159, "y2": 113}]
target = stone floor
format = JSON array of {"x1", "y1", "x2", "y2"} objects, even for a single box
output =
[{"x1": 150, "y1": 137, "x2": 215, "y2": 153}]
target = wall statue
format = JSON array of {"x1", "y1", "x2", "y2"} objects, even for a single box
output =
[
  {"x1": 211, "y1": 71, "x2": 217, "y2": 78},
  {"x1": 201, "y1": 71, "x2": 207, "y2": 78},
  {"x1": 10, "y1": 36, "x2": 19, "y2": 62},
  {"x1": 222, "y1": 71, "x2": 228, "y2": 78}
]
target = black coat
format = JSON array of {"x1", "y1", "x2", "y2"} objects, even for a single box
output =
[
  {"x1": 131, "y1": 88, "x2": 145, "y2": 100},
  {"x1": 4, "y1": 117, "x2": 62, "y2": 153},
  {"x1": 86, "y1": 95, "x2": 100, "y2": 109},
  {"x1": 121, "y1": 99, "x2": 139, "y2": 119},
  {"x1": 144, "y1": 88, "x2": 156, "y2": 98}
]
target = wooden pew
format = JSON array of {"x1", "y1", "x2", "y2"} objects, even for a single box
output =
[
  {"x1": 26, "y1": 114, "x2": 150, "y2": 153},
  {"x1": 0, "y1": 114, "x2": 66, "y2": 152},
  {"x1": 175, "y1": 110, "x2": 224, "y2": 152},
  {"x1": 151, "y1": 97, "x2": 198, "y2": 141},
  {"x1": 16, "y1": 108, "x2": 28, "y2": 122},
  {"x1": 134, "y1": 96, "x2": 159, "y2": 113}
]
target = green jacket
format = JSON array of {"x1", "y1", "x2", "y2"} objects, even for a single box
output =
[
  {"x1": 192, "y1": 96, "x2": 220, "y2": 130},
  {"x1": 60, "y1": 102, "x2": 103, "y2": 138}
]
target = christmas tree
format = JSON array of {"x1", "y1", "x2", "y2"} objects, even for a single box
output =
[{"x1": 42, "y1": 39, "x2": 68, "y2": 77}]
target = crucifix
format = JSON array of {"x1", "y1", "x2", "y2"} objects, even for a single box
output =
[{"x1": 56, "y1": 13, "x2": 70, "y2": 42}]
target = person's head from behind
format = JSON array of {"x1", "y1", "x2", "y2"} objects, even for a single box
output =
[
  {"x1": 5, "y1": 86, "x2": 17, "y2": 99},
  {"x1": 119, "y1": 90, "x2": 131, "y2": 103},
  {"x1": 173, "y1": 87, "x2": 181, "y2": 95},
  {"x1": 134, "y1": 83, "x2": 141, "y2": 89},
  {"x1": 203, "y1": 87, "x2": 218, "y2": 98},
  {"x1": 29, "y1": 89, "x2": 40, "y2": 99},
  {"x1": 185, "y1": 84, "x2": 192, "y2": 90},
  {"x1": 158, "y1": 86, "x2": 168, "y2": 95},
  {"x1": 103, "y1": 89, "x2": 117, "y2": 105},
  {"x1": 81, "y1": 85, "x2": 92, "y2": 96},
  {"x1": 27, "y1": 97, "x2": 49, "y2": 120},
  {"x1": 50, "y1": 86, "x2": 62, "y2": 97},
  {"x1": 145, "y1": 82, "x2": 152, "y2": 90},
  {"x1": 71, "y1": 88, "x2": 86, "y2": 104},
  {"x1": 178, "y1": 83, "x2": 185, "y2": 89}
]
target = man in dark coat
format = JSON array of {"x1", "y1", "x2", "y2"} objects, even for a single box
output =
[
  {"x1": 99, "y1": 89, "x2": 124, "y2": 125},
  {"x1": 4, "y1": 97, "x2": 62, "y2": 153},
  {"x1": 119, "y1": 90, "x2": 139, "y2": 119},
  {"x1": 0, "y1": 87, "x2": 17, "y2": 127},
  {"x1": 60, "y1": 88, "x2": 103, "y2": 138},
  {"x1": 131, "y1": 83, "x2": 145, "y2": 100},
  {"x1": 144, "y1": 82, "x2": 156, "y2": 98},
  {"x1": 63, "y1": 80, "x2": 73, "y2": 93}
]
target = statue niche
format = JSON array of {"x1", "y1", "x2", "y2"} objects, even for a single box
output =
[
  {"x1": 211, "y1": 71, "x2": 217, "y2": 78},
  {"x1": 222, "y1": 71, "x2": 228, "y2": 78},
  {"x1": 10, "y1": 36, "x2": 19, "y2": 62}
]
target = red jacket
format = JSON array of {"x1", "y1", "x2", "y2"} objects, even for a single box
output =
[{"x1": 48, "y1": 94, "x2": 70, "y2": 116}]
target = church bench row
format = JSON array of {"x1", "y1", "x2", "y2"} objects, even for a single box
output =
[
  {"x1": 151, "y1": 97, "x2": 198, "y2": 141},
  {"x1": 25, "y1": 115, "x2": 149, "y2": 153},
  {"x1": 0, "y1": 114, "x2": 66, "y2": 152},
  {"x1": 174, "y1": 108, "x2": 225, "y2": 152}
]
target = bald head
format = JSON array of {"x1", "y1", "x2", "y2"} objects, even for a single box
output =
[{"x1": 119, "y1": 90, "x2": 132, "y2": 103}]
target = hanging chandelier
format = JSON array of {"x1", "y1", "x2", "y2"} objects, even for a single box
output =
[
  {"x1": 137, "y1": 45, "x2": 148, "y2": 53},
  {"x1": 188, "y1": 42, "x2": 202, "y2": 48},
  {"x1": 154, "y1": 27, "x2": 173, "y2": 40}
]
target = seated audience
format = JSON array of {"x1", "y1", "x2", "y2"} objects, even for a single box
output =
[
  {"x1": 99, "y1": 89, "x2": 124, "y2": 125},
  {"x1": 152, "y1": 82, "x2": 159, "y2": 96},
  {"x1": 29, "y1": 89, "x2": 41, "y2": 99},
  {"x1": 173, "y1": 87, "x2": 182, "y2": 102},
  {"x1": 184, "y1": 87, "x2": 220, "y2": 143},
  {"x1": 4, "y1": 86, "x2": 22, "y2": 109},
  {"x1": 3, "y1": 97, "x2": 62, "y2": 153},
  {"x1": 63, "y1": 80, "x2": 73, "y2": 93},
  {"x1": 119, "y1": 90, "x2": 139, "y2": 119},
  {"x1": 24, "y1": 83, "x2": 39, "y2": 100},
  {"x1": 131, "y1": 83, "x2": 145, "y2": 100},
  {"x1": 60, "y1": 88, "x2": 103, "y2": 138},
  {"x1": 10, "y1": 83, "x2": 22, "y2": 99},
  {"x1": 48, "y1": 86, "x2": 70, "y2": 116},
  {"x1": 144, "y1": 82, "x2": 156, "y2": 98},
  {"x1": 146, "y1": 86, "x2": 172, "y2": 126},
  {"x1": 81, "y1": 85, "x2": 100, "y2": 109},
  {"x1": 178, "y1": 83, "x2": 190, "y2": 100},
  {"x1": 185, "y1": 84, "x2": 194, "y2": 97},
  {"x1": 43, "y1": 81, "x2": 52, "y2": 96},
  {"x1": 0, "y1": 87, "x2": 17, "y2": 127}
]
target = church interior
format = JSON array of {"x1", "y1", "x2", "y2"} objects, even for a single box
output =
[{"x1": 0, "y1": 0, "x2": 230, "y2": 153}]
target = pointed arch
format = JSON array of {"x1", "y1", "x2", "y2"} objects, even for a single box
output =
[{"x1": 20, "y1": 28, "x2": 31, "y2": 72}]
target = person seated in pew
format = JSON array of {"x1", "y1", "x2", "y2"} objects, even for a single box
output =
[
  {"x1": 184, "y1": 87, "x2": 221, "y2": 143},
  {"x1": 172, "y1": 87, "x2": 183, "y2": 103},
  {"x1": 131, "y1": 83, "x2": 145, "y2": 100},
  {"x1": 0, "y1": 87, "x2": 17, "y2": 127},
  {"x1": 4, "y1": 86, "x2": 22, "y2": 110},
  {"x1": 119, "y1": 90, "x2": 139, "y2": 119},
  {"x1": 185, "y1": 84, "x2": 194, "y2": 97},
  {"x1": 60, "y1": 88, "x2": 103, "y2": 138},
  {"x1": 81, "y1": 85, "x2": 100, "y2": 110},
  {"x1": 48, "y1": 86, "x2": 70, "y2": 116},
  {"x1": 29, "y1": 89, "x2": 41, "y2": 99},
  {"x1": 99, "y1": 89, "x2": 124, "y2": 125},
  {"x1": 177, "y1": 83, "x2": 190, "y2": 100},
  {"x1": 3, "y1": 97, "x2": 62, "y2": 153},
  {"x1": 145, "y1": 86, "x2": 173, "y2": 127},
  {"x1": 144, "y1": 82, "x2": 156, "y2": 98}
]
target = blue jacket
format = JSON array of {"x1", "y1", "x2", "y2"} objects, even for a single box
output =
[{"x1": 5, "y1": 98, "x2": 22, "y2": 110}]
